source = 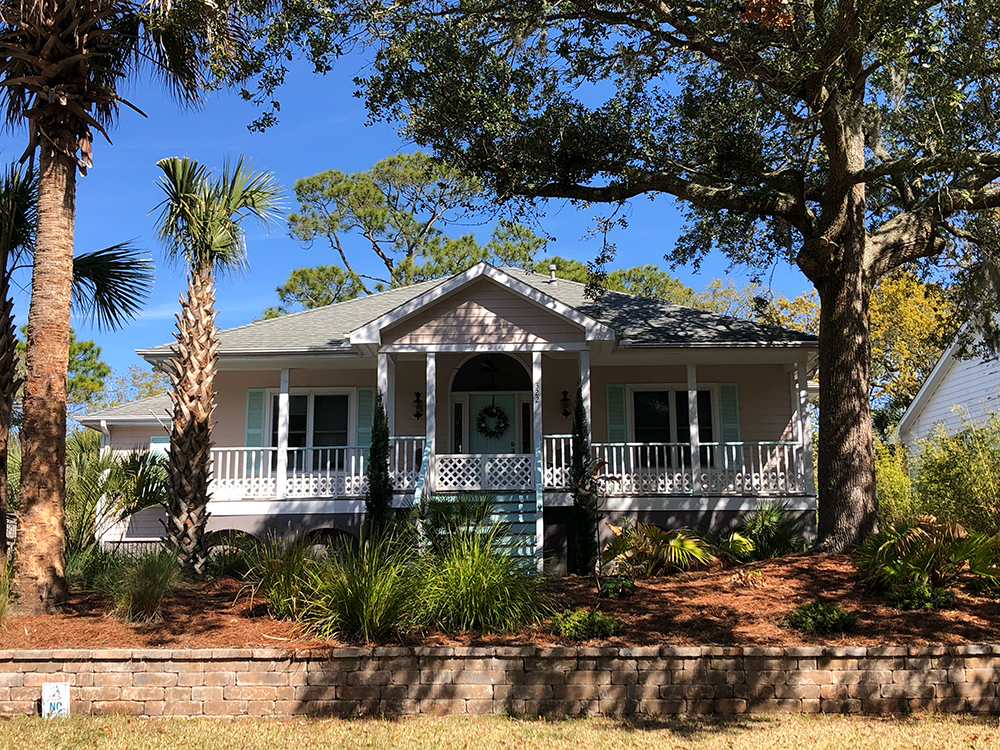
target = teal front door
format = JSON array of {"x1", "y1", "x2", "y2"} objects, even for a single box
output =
[{"x1": 468, "y1": 394, "x2": 517, "y2": 454}]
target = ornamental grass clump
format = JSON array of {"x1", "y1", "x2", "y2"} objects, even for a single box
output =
[
  {"x1": 416, "y1": 523, "x2": 550, "y2": 634},
  {"x1": 101, "y1": 550, "x2": 180, "y2": 624},
  {"x1": 299, "y1": 533, "x2": 417, "y2": 642},
  {"x1": 0, "y1": 562, "x2": 9, "y2": 624},
  {"x1": 243, "y1": 536, "x2": 317, "y2": 620}
]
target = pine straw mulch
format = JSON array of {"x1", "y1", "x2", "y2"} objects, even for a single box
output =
[{"x1": 2, "y1": 554, "x2": 1000, "y2": 651}]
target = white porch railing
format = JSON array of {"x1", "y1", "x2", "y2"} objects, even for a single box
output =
[
  {"x1": 435, "y1": 454, "x2": 535, "y2": 492},
  {"x1": 542, "y1": 436, "x2": 810, "y2": 496},
  {"x1": 209, "y1": 436, "x2": 425, "y2": 500}
]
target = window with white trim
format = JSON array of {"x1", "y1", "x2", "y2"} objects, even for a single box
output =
[
  {"x1": 630, "y1": 387, "x2": 716, "y2": 466},
  {"x1": 268, "y1": 391, "x2": 351, "y2": 471}
]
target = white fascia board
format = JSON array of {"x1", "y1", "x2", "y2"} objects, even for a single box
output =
[
  {"x1": 897, "y1": 337, "x2": 961, "y2": 439},
  {"x1": 348, "y1": 262, "x2": 615, "y2": 346}
]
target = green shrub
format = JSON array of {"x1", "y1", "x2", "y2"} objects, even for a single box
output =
[
  {"x1": 601, "y1": 520, "x2": 715, "y2": 578},
  {"x1": 66, "y1": 547, "x2": 130, "y2": 592},
  {"x1": 101, "y1": 551, "x2": 179, "y2": 623},
  {"x1": 786, "y1": 600, "x2": 857, "y2": 634},
  {"x1": 598, "y1": 576, "x2": 637, "y2": 599},
  {"x1": 739, "y1": 500, "x2": 808, "y2": 559},
  {"x1": 416, "y1": 524, "x2": 550, "y2": 633},
  {"x1": 243, "y1": 537, "x2": 317, "y2": 620},
  {"x1": 299, "y1": 533, "x2": 417, "y2": 642},
  {"x1": 854, "y1": 515, "x2": 980, "y2": 589},
  {"x1": 551, "y1": 609, "x2": 621, "y2": 640},
  {"x1": 875, "y1": 436, "x2": 916, "y2": 527},
  {"x1": 913, "y1": 415, "x2": 1000, "y2": 535},
  {"x1": 884, "y1": 582, "x2": 956, "y2": 611}
]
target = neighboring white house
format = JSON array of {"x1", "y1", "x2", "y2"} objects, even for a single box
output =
[
  {"x1": 79, "y1": 262, "x2": 818, "y2": 571},
  {"x1": 898, "y1": 337, "x2": 1000, "y2": 451}
]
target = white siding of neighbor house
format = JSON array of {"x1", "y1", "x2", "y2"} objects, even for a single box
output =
[
  {"x1": 382, "y1": 278, "x2": 583, "y2": 346},
  {"x1": 902, "y1": 353, "x2": 1000, "y2": 449}
]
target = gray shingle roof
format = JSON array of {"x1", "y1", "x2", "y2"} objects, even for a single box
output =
[
  {"x1": 77, "y1": 393, "x2": 171, "y2": 424},
  {"x1": 138, "y1": 267, "x2": 817, "y2": 358}
]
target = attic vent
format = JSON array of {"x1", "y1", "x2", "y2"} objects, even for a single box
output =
[{"x1": 548, "y1": 263, "x2": 557, "y2": 283}]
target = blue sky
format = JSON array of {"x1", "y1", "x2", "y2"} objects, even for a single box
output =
[{"x1": 0, "y1": 55, "x2": 812, "y2": 376}]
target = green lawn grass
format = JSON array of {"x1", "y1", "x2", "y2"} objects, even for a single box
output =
[{"x1": 1, "y1": 714, "x2": 998, "y2": 750}]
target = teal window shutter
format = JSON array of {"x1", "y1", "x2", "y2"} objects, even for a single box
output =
[
  {"x1": 606, "y1": 384, "x2": 628, "y2": 443},
  {"x1": 245, "y1": 389, "x2": 267, "y2": 473},
  {"x1": 356, "y1": 387, "x2": 376, "y2": 447},
  {"x1": 719, "y1": 383, "x2": 742, "y2": 468},
  {"x1": 245, "y1": 389, "x2": 268, "y2": 447},
  {"x1": 606, "y1": 384, "x2": 629, "y2": 472}
]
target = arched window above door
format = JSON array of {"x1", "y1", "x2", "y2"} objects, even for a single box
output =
[{"x1": 451, "y1": 353, "x2": 531, "y2": 392}]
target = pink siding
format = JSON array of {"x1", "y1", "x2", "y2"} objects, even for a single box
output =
[
  {"x1": 107, "y1": 424, "x2": 165, "y2": 452},
  {"x1": 383, "y1": 278, "x2": 583, "y2": 346}
]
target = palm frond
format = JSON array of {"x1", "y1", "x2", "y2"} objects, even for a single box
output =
[
  {"x1": 0, "y1": 163, "x2": 36, "y2": 272},
  {"x1": 71, "y1": 243, "x2": 154, "y2": 331},
  {"x1": 154, "y1": 155, "x2": 283, "y2": 276}
]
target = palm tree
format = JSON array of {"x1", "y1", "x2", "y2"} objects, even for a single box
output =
[
  {"x1": 154, "y1": 155, "x2": 282, "y2": 574},
  {"x1": 0, "y1": 164, "x2": 153, "y2": 562},
  {"x1": 0, "y1": 0, "x2": 247, "y2": 612}
]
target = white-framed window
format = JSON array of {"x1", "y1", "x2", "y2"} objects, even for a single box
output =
[
  {"x1": 627, "y1": 384, "x2": 718, "y2": 466},
  {"x1": 266, "y1": 389, "x2": 354, "y2": 470},
  {"x1": 148, "y1": 435, "x2": 170, "y2": 456}
]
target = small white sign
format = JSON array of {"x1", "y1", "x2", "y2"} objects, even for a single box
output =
[{"x1": 41, "y1": 682, "x2": 70, "y2": 719}]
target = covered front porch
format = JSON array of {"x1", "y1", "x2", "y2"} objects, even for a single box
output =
[{"x1": 207, "y1": 344, "x2": 816, "y2": 570}]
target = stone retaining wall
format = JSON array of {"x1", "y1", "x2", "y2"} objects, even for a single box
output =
[{"x1": 2, "y1": 645, "x2": 999, "y2": 717}]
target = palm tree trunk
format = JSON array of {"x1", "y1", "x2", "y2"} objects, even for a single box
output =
[
  {"x1": 12, "y1": 137, "x2": 75, "y2": 612},
  {"x1": 164, "y1": 266, "x2": 218, "y2": 574}
]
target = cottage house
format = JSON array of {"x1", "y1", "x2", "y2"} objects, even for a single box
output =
[{"x1": 80, "y1": 262, "x2": 818, "y2": 570}]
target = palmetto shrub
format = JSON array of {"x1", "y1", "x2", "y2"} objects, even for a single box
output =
[
  {"x1": 738, "y1": 500, "x2": 808, "y2": 559},
  {"x1": 100, "y1": 551, "x2": 180, "y2": 623},
  {"x1": 299, "y1": 533, "x2": 418, "y2": 642},
  {"x1": 601, "y1": 519, "x2": 715, "y2": 578},
  {"x1": 854, "y1": 514, "x2": 1000, "y2": 592},
  {"x1": 416, "y1": 524, "x2": 550, "y2": 633}
]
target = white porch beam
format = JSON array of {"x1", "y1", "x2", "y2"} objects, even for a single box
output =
[
  {"x1": 687, "y1": 364, "x2": 701, "y2": 494},
  {"x1": 579, "y1": 349, "x2": 592, "y2": 442},
  {"x1": 797, "y1": 360, "x2": 816, "y2": 497},
  {"x1": 378, "y1": 352, "x2": 396, "y2": 435},
  {"x1": 425, "y1": 352, "x2": 436, "y2": 491},
  {"x1": 276, "y1": 368, "x2": 289, "y2": 499},
  {"x1": 533, "y1": 351, "x2": 544, "y2": 573}
]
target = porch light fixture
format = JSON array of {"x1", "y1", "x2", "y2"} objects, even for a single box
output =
[
  {"x1": 413, "y1": 392, "x2": 424, "y2": 420},
  {"x1": 560, "y1": 390, "x2": 571, "y2": 418}
]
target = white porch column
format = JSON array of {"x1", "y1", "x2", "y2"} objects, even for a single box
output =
[
  {"x1": 425, "y1": 352, "x2": 436, "y2": 492},
  {"x1": 276, "y1": 368, "x2": 289, "y2": 499},
  {"x1": 579, "y1": 349, "x2": 592, "y2": 441},
  {"x1": 797, "y1": 360, "x2": 816, "y2": 497},
  {"x1": 378, "y1": 352, "x2": 396, "y2": 435},
  {"x1": 687, "y1": 364, "x2": 702, "y2": 494},
  {"x1": 533, "y1": 351, "x2": 544, "y2": 573}
]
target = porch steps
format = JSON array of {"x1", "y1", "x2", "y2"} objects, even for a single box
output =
[{"x1": 427, "y1": 492, "x2": 536, "y2": 561}]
